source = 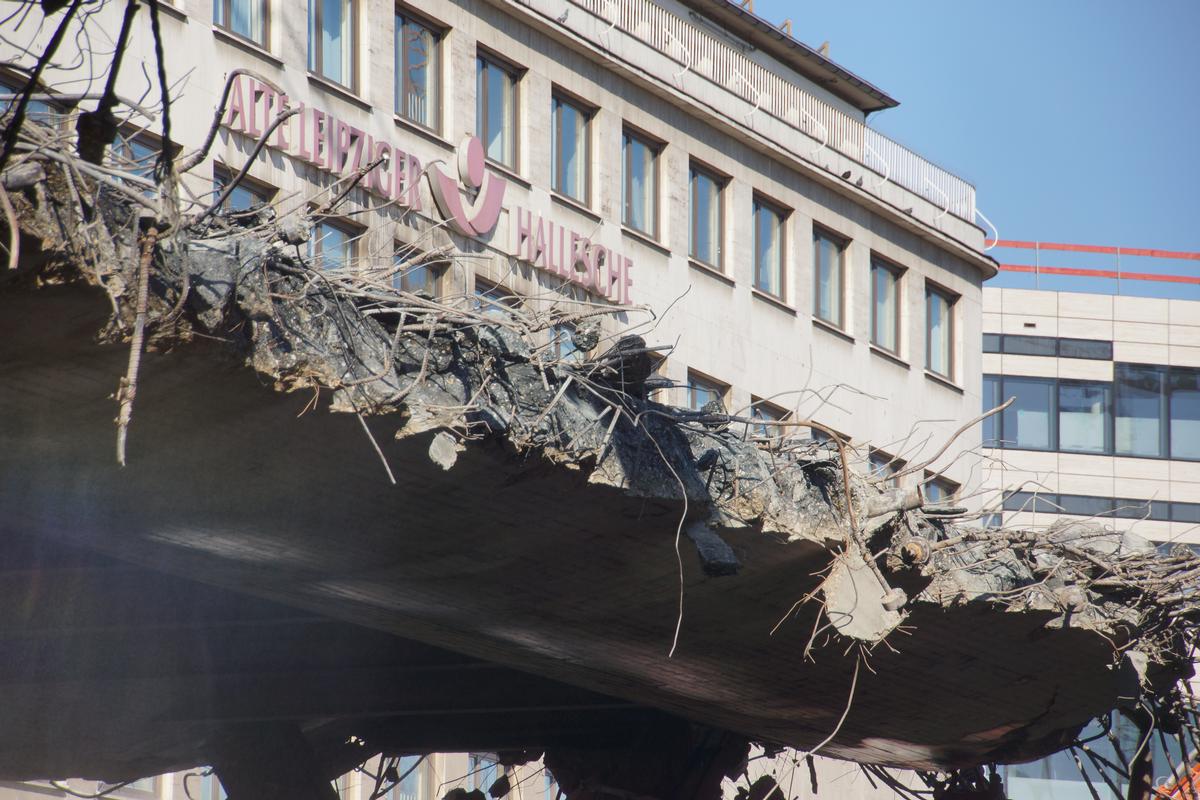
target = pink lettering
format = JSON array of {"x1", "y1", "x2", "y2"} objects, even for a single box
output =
[
  {"x1": 516, "y1": 208, "x2": 533, "y2": 260},
  {"x1": 247, "y1": 79, "x2": 263, "y2": 137},
  {"x1": 406, "y1": 154, "x2": 422, "y2": 210},
  {"x1": 226, "y1": 76, "x2": 247, "y2": 132}
]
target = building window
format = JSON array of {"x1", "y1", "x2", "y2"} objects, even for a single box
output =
[
  {"x1": 392, "y1": 245, "x2": 441, "y2": 296},
  {"x1": 870, "y1": 256, "x2": 901, "y2": 352},
  {"x1": 982, "y1": 374, "x2": 1001, "y2": 446},
  {"x1": 469, "y1": 755, "x2": 504, "y2": 794},
  {"x1": 869, "y1": 449, "x2": 905, "y2": 487},
  {"x1": 749, "y1": 398, "x2": 786, "y2": 439},
  {"x1": 550, "y1": 323, "x2": 585, "y2": 362},
  {"x1": 1058, "y1": 381, "x2": 1111, "y2": 454},
  {"x1": 308, "y1": 0, "x2": 356, "y2": 88},
  {"x1": 392, "y1": 755, "x2": 423, "y2": 800},
  {"x1": 474, "y1": 278, "x2": 516, "y2": 317},
  {"x1": 813, "y1": 228, "x2": 845, "y2": 327},
  {"x1": 1000, "y1": 376, "x2": 1055, "y2": 450},
  {"x1": 1169, "y1": 367, "x2": 1200, "y2": 461},
  {"x1": 689, "y1": 162, "x2": 724, "y2": 269},
  {"x1": 752, "y1": 195, "x2": 785, "y2": 297},
  {"x1": 308, "y1": 220, "x2": 357, "y2": 270},
  {"x1": 552, "y1": 93, "x2": 590, "y2": 203},
  {"x1": 982, "y1": 333, "x2": 1001, "y2": 353},
  {"x1": 1058, "y1": 338, "x2": 1112, "y2": 360},
  {"x1": 396, "y1": 13, "x2": 440, "y2": 130},
  {"x1": 622, "y1": 128, "x2": 658, "y2": 237},
  {"x1": 925, "y1": 284, "x2": 955, "y2": 378},
  {"x1": 923, "y1": 473, "x2": 959, "y2": 503},
  {"x1": 110, "y1": 131, "x2": 159, "y2": 184},
  {"x1": 214, "y1": 0, "x2": 267, "y2": 46},
  {"x1": 0, "y1": 75, "x2": 57, "y2": 121},
  {"x1": 213, "y1": 167, "x2": 273, "y2": 211},
  {"x1": 477, "y1": 55, "x2": 518, "y2": 169},
  {"x1": 1115, "y1": 363, "x2": 1167, "y2": 458},
  {"x1": 687, "y1": 371, "x2": 727, "y2": 412},
  {"x1": 1002, "y1": 335, "x2": 1057, "y2": 357}
]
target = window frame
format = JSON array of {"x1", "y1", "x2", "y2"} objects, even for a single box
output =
[
  {"x1": 309, "y1": 217, "x2": 361, "y2": 271},
  {"x1": 213, "y1": 164, "x2": 276, "y2": 211},
  {"x1": 395, "y1": 9, "x2": 443, "y2": 132},
  {"x1": 752, "y1": 193, "x2": 788, "y2": 298},
  {"x1": 868, "y1": 448, "x2": 906, "y2": 488},
  {"x1": 748, "y1": 396, "x2": 789, "y2": 440},
  {"x1": 924, "y1": 281, "x2": 957, "y2": 379},
  {"x1": 476, "y1": 49, "x2": 522, "y2": 171},
  {"x1": 308, "y1": 0, "x2": 359, "y2": 90},
  {"x1": 922, "y1": 472, "x2": 960, "y2": 504},
  {"x1": 392, "y1": 241, "x2": 443, "y2": 296},
  {"x1": 1056, "y1": 378, "x2": 1112, "y2": 456},
  {"x1": 812, "y1": 224, "x2": 848, "y2": 329},
  {"x1": 550, "y1": 88, "x2": 594, "y2": 206},
  {"x1": 686, "y1": 369, "x2": 728, "y2": 412},
  {"x1": 869, "y1": 254, "x2": 903, "y2": 354},
  {"x1": 688, "y1": 158, "x2": 727, "y2": 271},
  {"x1": 621, "y1": 124, "x2": 662, "y2": 239},
  {"x1": 214, "y1": 0, "x2": 270, "y2": 48}
]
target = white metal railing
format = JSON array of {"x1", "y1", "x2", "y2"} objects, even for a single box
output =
[{"x1": 569, "y1": 0, "x2": 976, "y2": 222}]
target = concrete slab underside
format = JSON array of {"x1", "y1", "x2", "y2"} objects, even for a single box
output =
[{"x1": 0, "y1": 283, "x2": 1122, "y2": 777}]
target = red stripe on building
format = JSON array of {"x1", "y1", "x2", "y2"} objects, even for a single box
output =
[
  {"x1": 987, "y1": 240, "x2": 1200, "y2": 261},
  {"x1": 998, "y1": 263, "x2": 1200, "y2": 286}
]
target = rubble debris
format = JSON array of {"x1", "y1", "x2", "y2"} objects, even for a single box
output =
[{"x1": 3, "y1": 108, "x2": 1200, "y2": 798}]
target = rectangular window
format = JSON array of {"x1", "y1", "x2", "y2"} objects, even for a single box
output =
[
  {"x1": 308, "y1": 0, "x2": 355, "y2": 88},
  {"x1": 982, "y1": 333, "x2": 1001, "y2": 353},
  {"x1": 552, "y1": 93, "x2": 591, "y2": 203},
  {"x1": 689, "y1": 162, "x2": 724, "y2": 269},
  {"x1": 622, "y1": 128, "x2": 658, "y2": 236},
  {"x1": 1058, "y1": 494, "x2": 1114, "y2": 518},
  {"x1": 1173, "y1": 502, "x2": 1200, "y2": 524},
  {"x1": 1000, "y1": 376, "x2": 1055, "y2": 450},
  {"x1": 1058, "y1": 338, "x2": 1113, "y2": 360},
  {"x1": 213, "y1": 167, "x2": 273, "y2": 211},
  {"x1": 687, "y1": 371, "x2": 727, "y2": 412},
  {"x1": 393, "y1": 755, "x2": 423, "y2": 800},
  {"x1": 1003, "y1": 335, "x2": 1057, "y2": 357},
  {"x1": 308, "y1": 220, "x2": 356, "y2": 270},
  {"x1": 474, "y1": 279, "x2": 515, "y2": 317},
  {"x1": 749, "y1": 398, "x2": 786, "y2": 439},
  {"x1": 870, "y1": 256, "x2": 901, "y2": 352},
  {"x1": 396, "y1": 13, "x2": 440, "y2": 130},
  {"x1": 469, "y1": 755, "x2": 504, "y2": 793},
  {"x1": 1058, "y1": 381, "x2": 1111, "y2": 454},
  {"x1": 1114, "y1": 498, "x2": 1170, "y2": 521},
  {"x1": 477, "y1": 55, "x2": 517, "y2": 169},
  {"x1": 392, "y1": 246, "x2": 440, "y2": 295},
  {"x1": 982, "y1": 375, "x2": 1001, "y2": 446},
  {"x1": 1115, "y1": 363, "x2": 1167, "y2": 458},
  {"x1": 923, "y1": 473, "x2": 959, "y2": 503},
  {"x1": 925, "y1": 284, "x2": 955, "y2": 378},
  {"x1": 1003, "y1": 491, "x2": 1060, "y2": 513},
  {"x1": 1169, "y1": 367, "x2": 1200, "y2": 461},
  {"x1": 0, "y1": 76, "x2": 56, "y2": 122},
  {"x1": 869, "y1": 449, "x2": 905, "y2": 488},
  {"x1": 551, "y1": 323, "x2": 583, "y2": 362},
  {"x1": 813, "y1": 228, "x2": 845, "y2": 327},
  {"x1": 753, "y1": 196, "x2": 785, "y2": 297},
  {"x1": 214, "y1": 0, "x2": 267, "y2": 46}
]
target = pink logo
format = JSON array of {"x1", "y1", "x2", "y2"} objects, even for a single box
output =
[{"x1": 428, "y1": 136, "x2": 507, "y2": 237}]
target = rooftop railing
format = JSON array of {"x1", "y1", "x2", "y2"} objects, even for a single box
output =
[{"x1": 568, "y1": 0, "x2": 976, "y2": 222}]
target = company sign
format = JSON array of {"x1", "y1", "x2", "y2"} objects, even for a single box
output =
[{"x1": 220, "y1": 74, "x2": 633, "y2": 304}]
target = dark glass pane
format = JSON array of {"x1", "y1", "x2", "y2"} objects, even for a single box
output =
[
  {"x1": 1170, "y1": 367, "x2": 1200, "y2": 460},
  {"x1": 982, "y1": 375, "x2": 1001, "y2": 446},
  {"x1": 1115, "y1": 363, "x2": 1167, "y2": 457},
  {"x1": 1058, "y1": 338, "x2": 1113, "y2": 360},
  {"x1": 1058, "y1": 381, "x2": 1111, "y2": 454},
  {"x1": 1002, "y1": 335, "x2": 1057, "y2": 356},
  {"x1": 982, "y1": 333, "x2": 1001, "y2": 353},
  {"x1": 1114, "y1": 499, "x2": 1170, "y2": 521},
  {"x1": 1003, "y1": 491, "x2": 1059, "y2": 513},
  {"x1": 1172, "y1": 503, "x2": 1200, "y2": 524},
  {"x1": 1000, "y1": 377, "x2": 1055, "y2": 450},
  {"x1": 1058, "y1": 495, "x2": 1114, "y2": 517}
]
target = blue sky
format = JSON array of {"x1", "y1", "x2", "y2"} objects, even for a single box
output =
[{"x1": 751, "y1": 0, "x2": 1200, "y2": 297}]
